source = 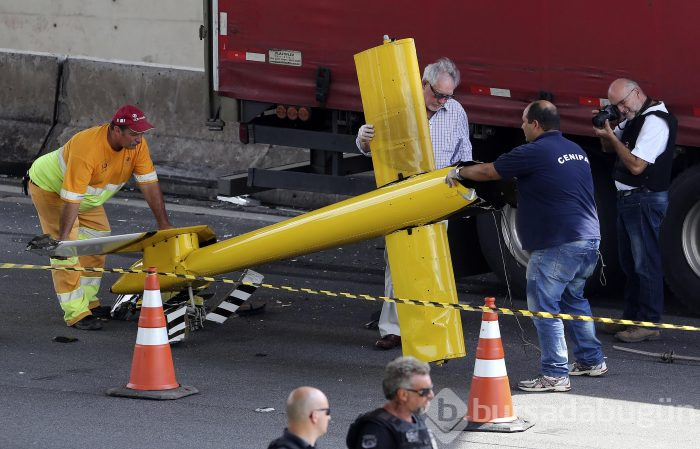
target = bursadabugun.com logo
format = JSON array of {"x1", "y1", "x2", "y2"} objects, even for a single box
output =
[
  {"x1": 424, "y1": 388, "x2": 468, "y2": 445},
  {"x1": 516, "y1": 396, "x2": 697, "y2": 429},
  {"x1": 423, "y1": 387, "x2": 698, "y2": 446}
]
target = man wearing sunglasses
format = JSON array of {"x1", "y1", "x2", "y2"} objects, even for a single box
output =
[
  {"x1": 268, "y1": 386, "x2": 331, "y2": 449},
  {"x1": 356, "y1": 57, "x2": 472, "y2": 350},
  {"x1": 593, "y1": 79, "x2": 676, "y2": 343},
  {"x1": 27, "y1": 105, "x2": 173, "y2": 330},
  {"x1": 347, "y1": 356, "x2": 437, "y2": 449}
]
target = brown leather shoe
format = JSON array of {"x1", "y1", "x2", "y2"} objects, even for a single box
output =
[
  {"x1": 597, "y1": 322, "x2": 627, "y2": 334},
  {"x1": 615, "y1": 326, "x2": 661, "y2": 343},
  {"x1": 374, "y1": 334, "x2": 401, "y2": 350}
]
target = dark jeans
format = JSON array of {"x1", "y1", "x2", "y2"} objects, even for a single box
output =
[
  {"x1": 616, "y1": 190, "x2": 668, "y2": 322},
  {"x1": 526, "y1": 239, "x2": 604, "y2": 377}
]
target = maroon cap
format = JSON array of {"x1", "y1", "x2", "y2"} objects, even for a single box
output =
[{"x1": 111, "y1": 105, "x2": 154, "y2": 133}]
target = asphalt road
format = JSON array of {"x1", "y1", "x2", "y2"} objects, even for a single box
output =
[{"x1": 0, "y1": 182, "x2": 699, "y2": 449}]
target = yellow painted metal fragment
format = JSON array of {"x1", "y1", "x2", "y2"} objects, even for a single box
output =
[
  {"x1": 354, "y1": 37, "x2": 467, "y2": 362},
  {"x1": 354, "y1": 38, "x2": 434, "y2": 187}
]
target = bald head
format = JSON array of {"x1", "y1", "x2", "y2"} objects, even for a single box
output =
[
  {"x1": 608, "y1": 78, "x2": 646, "y2": 120},
  {"x1": 524, "y1": 100, "x2": 559, "y2": 130},
  {"x1": 286, "y1": 387, "x2": 328, "y2": 422},
  {"x1": 284, "y1": 386, "x2": 330, "y2": 445},
  {"x1": 521, "y1": 100, "x2": 560, "y2": 142},
  {"x1": 608, "y1": 78, "x2": 641, "y2": 98}
]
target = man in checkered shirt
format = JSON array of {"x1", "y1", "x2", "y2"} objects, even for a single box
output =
[{"x1": 356, "y1": 57, "x2": 472, "y2": 350}]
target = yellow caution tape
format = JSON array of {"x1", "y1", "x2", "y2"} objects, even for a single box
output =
[{"x1": 2, "y1": 262, "x2": 698, "y2": 332}]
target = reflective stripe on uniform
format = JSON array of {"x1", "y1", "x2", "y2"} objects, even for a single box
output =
[
  {"x1": 57, "y1": 146, "x2": 67, "y2": 174},
  {"x1": 134, "y1": 171, "x2": 158, "y2": 183},
  {"x1": 57, "y1": 288, "x2": 84, "y2": 304},
  {"x1": 80, "y1": 276, "x2": 101, "y2": 303},
  {"x1": 60, "y1": 188, "x2": 84, "y2": 202},
  {"x1": 78, "y1": 227, "x2": 112, "y2": 239},
  {"x1": 50, "y1": 256, "x2": 79, "y2": 266},
  {"x1": 85, "y1": 183, "x2": 123, "y2": 196},
  {"x1": 80, "y1": 277, "x2": 101, "y2": 288}
]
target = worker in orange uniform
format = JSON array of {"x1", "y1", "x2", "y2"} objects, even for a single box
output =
[{"x1": 27, "y1": 105, "x2": 173, "y2": 330}]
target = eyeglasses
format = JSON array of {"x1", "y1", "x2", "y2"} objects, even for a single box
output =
[
  {"x1": 314, "y1": 408, "x2": 331, "y2": 416},
  {"x1": 120, "y1": 128, "x2": 143, "y2": 137},
  {"x1": 428, "y1": 84, "x2": 453, "y2": 101},
  {"x1": 614, "y1": 88, "x2": 637, "y2": 107},
  {"x1": 404, "y1": 386, "x2": 433, "y2": 397}
]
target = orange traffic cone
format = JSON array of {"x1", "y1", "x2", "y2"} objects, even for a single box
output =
[
  {"x1": 107, "y1": 268, "x2": 198, "y2": 400},
  {"x1": 463, "y1": 297, "x2": 532, "y2": 432}
]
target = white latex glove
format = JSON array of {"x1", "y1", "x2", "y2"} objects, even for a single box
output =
[
  {"x1": 357, "y1": 124, "x2": 375, "y2": 145},
  {"x1": 445, "y1": 167, "x2": 464, "y2": 188}
]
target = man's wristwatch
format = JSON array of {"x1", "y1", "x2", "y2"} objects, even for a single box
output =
[{"x1": 453, "y1": 167, "x2": 464, "y2": 181}]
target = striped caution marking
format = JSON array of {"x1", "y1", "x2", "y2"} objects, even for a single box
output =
[
  {"x1": 2, "y1": 262, "x2": 699, "y2": 332},
  {"x1": 206, "y1": 269, "x2": 264, "y2": 324},
  {"x1": 164, "y1": 304, "x2": 187, "y2": 342}
]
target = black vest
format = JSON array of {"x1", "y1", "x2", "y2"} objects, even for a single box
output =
[
  {"x1": 346, "y1": 408, "x2": 436, "y2": 449},
  {"x1": 268, "y1": 439, "x2": 307, "y2": 449},
  {"x1": 613, "y1": 99, "x2": 677, "y2": 191},
  {"x1": 268, "y1": 430, "x2": 312, "y2": 449}
]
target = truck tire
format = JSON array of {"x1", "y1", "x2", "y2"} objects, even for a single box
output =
[
  {"x1": 476, "y1": 206, "x2": 528, "y2": 298},
  {"x1": 660, "y1": 164, "x2": 700, "y2": 314},
  {"x1": 476, "y1": 201, "x2": 618, "y2": 300}
]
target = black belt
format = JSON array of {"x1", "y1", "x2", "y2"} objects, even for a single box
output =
[{"x1": 617, "y1": 187, "x2": 653, "y2": 198}]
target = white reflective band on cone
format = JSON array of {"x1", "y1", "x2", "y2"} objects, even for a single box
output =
[
  {"x1": 479, "y1": 320, "x2": 502, "y2": 339},
  {"x1": 135, "y1": 327, "x2": 169, "y2": 345},
  {"x1": 141, "y1": 290, "x2": 163, "y2": 308},
  {"x1": 473, "y1": 358, "x2": 508, "y2": 377}
]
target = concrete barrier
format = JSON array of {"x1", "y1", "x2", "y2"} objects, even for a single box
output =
[
  {"x1": 0, "y1": 52, "x2": 307, "y2": 199},
  {"x1": 0, "y1": 50, "x2": 61, "y2": 175},
  {"x1": 49, "y1": 57, "x2": 280, "y2": 199}
]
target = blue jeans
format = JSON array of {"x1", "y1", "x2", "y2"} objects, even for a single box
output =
[
  {"x1": 617, "y1": 191, "x2": 667, "y2": 322},
  {"x1": 526, "y1": 239, "x2": 604, "y2": 377}
]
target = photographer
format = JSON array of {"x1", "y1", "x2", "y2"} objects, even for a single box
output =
[{"x1": 593, "y1": 78, "x2": 677, "y2": 343}]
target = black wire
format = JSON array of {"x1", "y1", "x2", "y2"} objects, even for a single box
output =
[{"x1": 491, "y1": 209, "x2": 541, "y2": 356}]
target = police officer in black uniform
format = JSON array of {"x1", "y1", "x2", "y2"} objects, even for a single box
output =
[
  {"x1": 268, "y1": 386, "x2": 331, "y2": 449},
  {"x1": 346, "y1": 356, "x2": 437, "y2": 449}
]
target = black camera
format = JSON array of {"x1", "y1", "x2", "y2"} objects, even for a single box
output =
[{"x1": 592, "y1": 104, "x2": 620, "y2": 128}]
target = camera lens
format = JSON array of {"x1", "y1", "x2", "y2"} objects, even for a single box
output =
[{"x1": 592, "y1": 105, "x2": 620, "y2": 128}]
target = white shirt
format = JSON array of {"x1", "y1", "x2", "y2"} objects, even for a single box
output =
[
  {"x1": 356, "y1": 98, "x2": 472, "y2": 169},
  {"x1": 613, "y1": 101, "x2": 670, "y2": 190}
]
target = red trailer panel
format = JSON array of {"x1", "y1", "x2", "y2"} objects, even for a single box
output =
[{"x1": 215, "y1": 0, "x2": 700, "y2": 145}]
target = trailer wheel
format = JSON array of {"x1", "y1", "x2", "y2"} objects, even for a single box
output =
[
  {"x1": 476, "y1": 202, "x2": 617, "y2": 300},
  {"x1": 660, "y1": 164, "x2": 700, "y2": 314},
  {"x1": 476, "y1": 206, "x2": 528, "y2": 298}
]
